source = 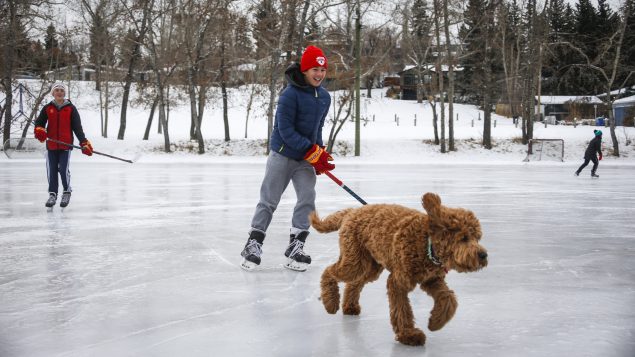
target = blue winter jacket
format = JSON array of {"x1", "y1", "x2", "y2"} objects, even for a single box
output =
[{"x1": 270, "y1": 63, "x2": 331, "y2": 160}]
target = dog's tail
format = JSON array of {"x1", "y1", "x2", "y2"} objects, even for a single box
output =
[{"x1": 310, "y1": 208, "x2": 354, "y2": 233}]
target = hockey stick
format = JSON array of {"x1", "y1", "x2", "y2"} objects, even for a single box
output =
[
  {"x1": 46, "y1": 138, "x2": 135, "y2": 163},
  {"x1": 324, "y1": 171, "x2": 367, "y2": 205}
]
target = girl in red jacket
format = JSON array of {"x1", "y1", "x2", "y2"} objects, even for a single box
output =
[{"x1": 33, "y1": 82, "x2": 93, "y2": 208}]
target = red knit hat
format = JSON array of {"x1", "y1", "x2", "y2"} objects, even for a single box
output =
[{"x1": 300, "y1": 45, "x2": 328, "y2": 72}]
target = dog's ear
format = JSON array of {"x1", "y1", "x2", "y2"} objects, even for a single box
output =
[{"x1": 422, "y1": 192, "x2": 442, "y2": 218}]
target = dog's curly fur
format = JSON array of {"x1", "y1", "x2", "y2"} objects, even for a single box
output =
[{"x1": 310, "y1": 193, "x2": 488, "y2": 346}]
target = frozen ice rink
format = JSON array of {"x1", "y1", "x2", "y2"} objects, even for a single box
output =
[{"x1": 1, "y1": 160, "x2": 634, "y2": 357}]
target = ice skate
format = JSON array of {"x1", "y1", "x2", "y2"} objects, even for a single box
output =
[
  {"x1": 591, "y1": 173, "x2": 599, "y2": 178},
  {"x1": 284, "y1": 231, "x2": 311, "y2": 272},
  {"x1": 60, "y1": 191, "x2": 71, "y2": 208},
  {"x1": 574, "y1": 171, "x2": 579, "y2": 176},
  {"x1": 240, "y1": 231, "x2": 264, "y2": 271},
  {"x1": 45, "y1": 192, "x2": 57, "y2": 208}
]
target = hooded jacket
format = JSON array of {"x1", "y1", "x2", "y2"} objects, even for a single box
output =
[
  {"x1": 269, "y1": 63, "x2": 331, "y2": 160},
  {"x1": 584, "y1": 135, "x2": 602, "y2": 158},
  {"x1": 35, "y1": 100, "x2": 87, "y2": 151}
]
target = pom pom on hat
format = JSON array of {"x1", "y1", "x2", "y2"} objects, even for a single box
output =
[
  {"x1": 594, "y1": 129, "x2": 602, "y2": 136},
  {"x1": 300, "y1": 45, "x2": 328, "y2": 72},
  {"x1": 50, "y1": 82, "x2": 66, "y2": 96}
]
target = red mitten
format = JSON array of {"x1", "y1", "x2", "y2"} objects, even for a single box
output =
[
  {"x1": 34, "y1": 127, "x2": 47, "y2": 142},
  {"x1": 80, "y1": 140, "x2": 93, "y2": 156},
  {"x1": 304, "y1": 144, "x2": 335, "y2": 174},
  {"x1": 599, "y1": 153, "x2": 603, "y2": 160}
]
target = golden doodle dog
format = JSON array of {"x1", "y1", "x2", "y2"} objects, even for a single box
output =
[{"x1": 310, "y1": 193, "x2": 488, "y2": 346}]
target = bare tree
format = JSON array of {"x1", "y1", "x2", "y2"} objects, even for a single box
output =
[
  {"x1": 117, "y1": 0, "x2": 153, "y2": 140},
  {"x1": 179, "y1": 0, "x2": 220, "y2": 153},
  {"x1": 1, "y1": 0, "x2": 50, "y2": 145},
  {"x1": 145, "y1": 0, "x2": 178, "y2": 152},
  {"x1": 79, "y1": 0, "x2": 120, "y2": 138}
]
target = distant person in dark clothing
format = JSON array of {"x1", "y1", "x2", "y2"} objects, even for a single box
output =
[{"x1": 575, "y1": 129, "x2": 602, "y2": 178}]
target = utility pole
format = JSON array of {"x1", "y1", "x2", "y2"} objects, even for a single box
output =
[{"x1": 354, "y1": 0, "x2": 361, "y2": 156}]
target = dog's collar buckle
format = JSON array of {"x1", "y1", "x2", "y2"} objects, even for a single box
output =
[{"x1": 427, "y1": 236, "x2": 443, "y2": 267}]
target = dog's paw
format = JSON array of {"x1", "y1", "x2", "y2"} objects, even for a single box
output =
[
  {"x1": 396, "y1": 328, "x2": 426, "y2": 346},
  {"x1": 321, "y1": 293, "x2": 340, "y2": 314},
  {"x1": 428, "y1": 291, "x2": 457, "y2": 331},
  {"x1": 342, "y1": 303, "x2": 361, "y2": 315}
]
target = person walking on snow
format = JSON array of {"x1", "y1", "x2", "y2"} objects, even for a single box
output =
[
  {"x1": 575, "y1": 129, "x2": 603, "y2": 178},
  {"x1": 240, "y1": 45, "x2": 334, "y2": 272},
  {"x1": 33, "y1": 82, "x2": 93, "y2": 208}
]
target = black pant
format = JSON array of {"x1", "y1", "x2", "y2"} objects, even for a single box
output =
[
  {"x1": 577, "y1": 155, "x2": 598, "y2": 175},
  {"x1": 46, "y1": 150, "x2": 71, "y2": 193}
]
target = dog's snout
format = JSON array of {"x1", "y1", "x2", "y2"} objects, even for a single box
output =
[{"x1": 478, "y1": 251, "x2": 488, "y2": 260}]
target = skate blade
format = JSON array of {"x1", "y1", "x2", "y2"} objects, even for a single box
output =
[
  {"x1": 240, "y1": 259, "x2": 259, "y2": 271},
  {"x1": 284, "y1": 259, "x2": 308, "y2": 272}
]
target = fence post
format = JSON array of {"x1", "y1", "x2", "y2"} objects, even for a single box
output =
[{"x1": 414, "y1": 114, "x2": 417, "y2": 126}]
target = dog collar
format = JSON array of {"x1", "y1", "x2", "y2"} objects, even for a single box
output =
[{"x1": 427, "y1": 236, "x2": 442, "y2": 266}]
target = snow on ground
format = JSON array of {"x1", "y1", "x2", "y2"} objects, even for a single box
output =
[{"x1": 3, "y1": 80, "x2": 635, "y2": 165}]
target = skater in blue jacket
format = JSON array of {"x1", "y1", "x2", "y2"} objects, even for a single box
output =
[{"x1": 240, "y1": 45, "x2": 334, "y2": 272}]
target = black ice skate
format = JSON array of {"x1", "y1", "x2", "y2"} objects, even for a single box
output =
[
  {"x1": 591, "y1": 173, "x2": 599, "y2": 178},
  {"x1": 240, "y1": 231, "x2": 264, "y2": 271},
  {"x1": 45, "y1": 193, "x2": 57, "y2": 208},
  {"x1": 284, "y1": 231, "x2": 311, "y2": 272},
  {"x1": 60, "y1": 191, "x2": 71, "y2": 208},
  {"x1": 574, "y1": 171, "x2": 580, "y2": 176}
]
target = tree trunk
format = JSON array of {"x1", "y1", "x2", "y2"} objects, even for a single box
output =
[
  {"x1": 430, "y1": 98, "x2": 440, "y2": 145},
  {"x1": 196, "y1": 85, "x2": 206, "y2": 154},
  {"x1": 143, "y1": 96, "x2": 158, "y2": 140},
  {"x1": 188, "y1": 67, "x2": 198, "y2": 140},
  {"x1": 442, "y1": 0, "x2": 455, "y2": 151},
  {"x1": 433, "y1": 0, "x2": 446, "y2": 153},
  {"x1": 354, "y1": 0, "x2": 361, "y2": 156},
  {"x1": 104, "y1": 73, "x2": 109, "y2": 138},
  {"x1": 2, "y1": 1, "x2": 17, "y2": 145},
  {"x1": 244, "y1": 85, "x2": 256, "y2": 139},
  {"x1": 220, "y1": 37, "x2": 230, "y2": 142},
  {"x1": 117, "y1": 1, "x2": 151, "y2": 140}
]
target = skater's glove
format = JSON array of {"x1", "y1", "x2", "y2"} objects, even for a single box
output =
[
  {"x1": 599, "y1": 153, "x2": 603, "y2": 160},
  {"x1": 80, "y1": 140, "x2": 93, "y2": 156},
  {"x1": 304, "y1": 144, "x2": 335, "y2": 175},
  {"x1": 34, "y1": 127, "x2": 47, "y2": 142}
]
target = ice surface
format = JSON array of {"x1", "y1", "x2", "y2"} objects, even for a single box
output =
[{"x1": 1, "y1": 161, "x2": 634, "y2": 357}]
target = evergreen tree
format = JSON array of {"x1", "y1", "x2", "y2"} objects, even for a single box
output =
[
  {"x1": 252, "y1": 0, "x2": 279, "y2": 59},
  {"x1": 411, "y1": 0, "x2": 431, "y2": 40},
  {"x1": 575, "y1": 0, "x2": 598, "y2": 59},
  {"x1": 44, "y1": 23, "x2": 61, "y2": 68},
  {"x1": 44, "y1": 23, "x2": 58, "y2": 51},
  {"x1": 459, "y1": 0, "x2": 491, "y2": 103},
  {"x1": 596, "y1": 0, "x2": 617, "y2": 36},
  {"x1": 621, "y1": 0, "x2": 635, "y2": 83},
  {"x1": 234, "y1": 15, "x2": 253, "y2": 62}
]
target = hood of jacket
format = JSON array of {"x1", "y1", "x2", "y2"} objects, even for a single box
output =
[{"x1": 284, "y1": 63, "x2": 311, "y2": 89}]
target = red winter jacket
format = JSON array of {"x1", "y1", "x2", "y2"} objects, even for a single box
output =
[{"x1": 34, "y1": 100, "x2": 87, "y2": 150}]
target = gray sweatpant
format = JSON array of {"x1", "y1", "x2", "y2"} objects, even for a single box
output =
[{"x1": 250, "y1": 151, "x2": 316, "y2": 237}]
